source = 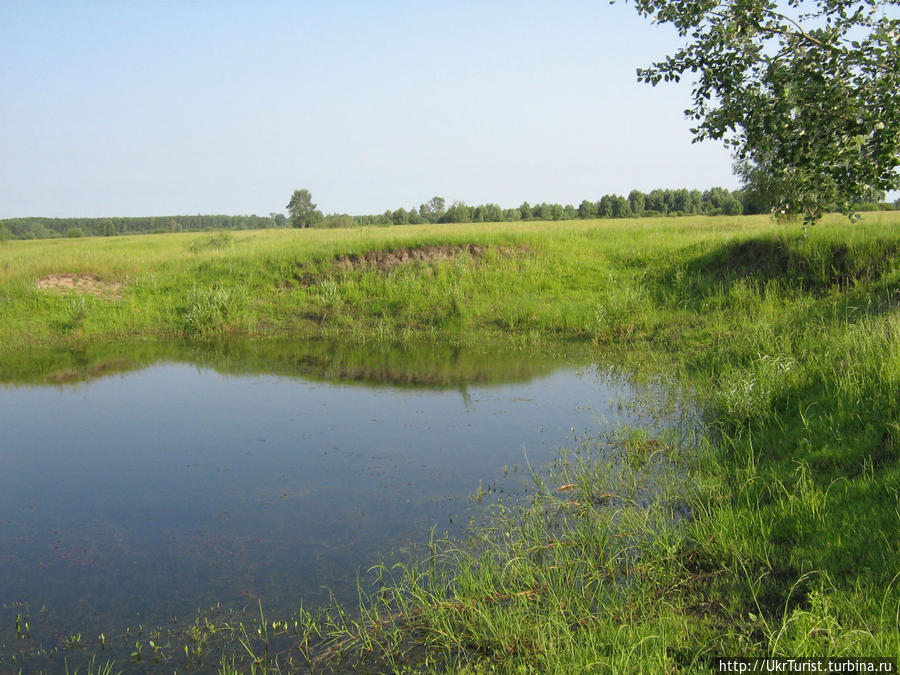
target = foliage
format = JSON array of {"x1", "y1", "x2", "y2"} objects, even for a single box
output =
[
  {"x1": 0, "y1": 213, "x2": 285, "y2": 239},
  {"x1": 317, "y1": 213, "x2": 357, "y2": 228},
  {"x1": 419, "y1": 195, "x2": 446, "y2": 223},
  {"x1": 5, "y1": 186, "x2": 898, "y2": 240},
  {"x1": 634, "y1": 0, "x2": 900, "y2": 224},
  {"x1": 735, "y1": 157, "x2": 781, "y2": 215},
  {"x1": 66, "y1": 227, "x2": 84, "y2": 238},
  {"x1": 286, "y1": 188, "x2": 323, "y2": 228},
  {"x1": 441, "y1": 200, "x2": 472, "y2": 224},
  {"x1": 181, "y1": 285, "x2": 245, "y2": 338}
]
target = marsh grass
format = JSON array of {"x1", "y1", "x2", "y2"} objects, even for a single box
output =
[
  {"x1": 64, "y1": 655, "x2": 118, "y2": 675},
  {"x1": 1, "y1": 213, "x2": 897, "y2": 672},
  {"x1": 59, "y1": 295, "x2": 94, "y2": 332},
  {"x1": 182, "y1": 284, "x2": 248, "y2": 338}
]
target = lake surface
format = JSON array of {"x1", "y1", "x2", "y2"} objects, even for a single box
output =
[{"x1": 0, "y1": 343, "x2": 679, "y2": 665}]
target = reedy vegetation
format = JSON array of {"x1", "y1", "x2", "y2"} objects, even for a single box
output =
[{"x1": 0, "y1": 213, "x2": 897, "y2": 672}]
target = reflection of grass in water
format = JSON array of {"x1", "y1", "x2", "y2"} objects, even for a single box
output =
[{"x1": 0, "y1": 335, "x2": 592, "y2": 388}]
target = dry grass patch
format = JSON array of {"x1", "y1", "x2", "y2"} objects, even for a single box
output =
[{"x1": 36, "y1": 274, "x2": 123, "y2": 298}]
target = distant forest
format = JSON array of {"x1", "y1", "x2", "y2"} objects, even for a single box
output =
[
  {"x1": 0, "y1": 213, "x2": 288, "y2": 240},
  {"x1": 2, "y1": 187, "x2": 897, "y2": 240}
]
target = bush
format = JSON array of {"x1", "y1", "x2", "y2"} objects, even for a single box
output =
[
  {"x1": 66, "y1": 227, "x2": 84, "y2": 238},
  {"x1": 723, "y1": 196, "x2": 743, "y2": 215},
  {"x1": 187, "y1": 232, "x2": 234, "y2": 253},
  {"x1": 181, "y1": 285, "x2": 245, "y2": 338},
  {"x1": 316, "y1": 215, "x2": 357, "y2": 229}
]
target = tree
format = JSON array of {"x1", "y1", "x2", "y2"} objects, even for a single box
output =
[
  {"x1": 672, "y1": 188, "x2": 690, "y2": 214},
  {"x1": 533, "y1": 202, "x2": 553, "y2": 220},
  {"x1": 633, "y1": 0, "x2": 900, "y2": 223},
  {"x1": 611, "y1": 195, "x2": 632, "y2": 218},
  {"x1": 391, "y1": 207, "x2": 410, "y2": 225},
  {"x1": 419, "y1": 196, "x2": 446, "y2": 223},
  {"x1": 548, "y1": 203, "x2": 565, "y2": 220},
  {"x1": 407, "y1": 207, "x2": 426, "y2": 225},
  {"x1": 598, "y1": 195, "x2": 614, "y2": 218},
  {"x1": 478, "y1": 203, "x2": 504, "y2": 222},
  {"x1": 722, "y1": 195, "x2": 744, "y2": 216},
  {"x1": 646, "y1": 189, "x2": 667, "y2": 214},
  {"x1": 578, "y1": 199, "x2": 599, "y2": 218},
  {"x1": 286, "y1": 189, "x2": 323, "y2": 228},
  {"x1": 97, "y1": 219, "x2": 117, "y2": 236},
  {"x1": 734, "y1": 158, "x2": 780, "y2": 214},
  {"x1": 702, "y1": 187, "x2": 732, "y2": 214},
  {"x1": 441, "y1": 201, "x2": 471, "y2": 223},
  {"x1": 318, "y1": 214, "x2": 357, "y2": 228},
  {"x1": 688, "y1": 189, "x2": 704, "y2": 214},
  {"x1": 628, "y1": 190, "x2": 646, "y2": 216}
]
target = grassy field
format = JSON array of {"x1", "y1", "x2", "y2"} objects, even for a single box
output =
[{"x1": 1, "y1": 213, "x2": 898, "y2": 672}]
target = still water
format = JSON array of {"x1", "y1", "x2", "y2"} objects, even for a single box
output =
[{"x1": 0, "y1": 344, "x2": 669, "y2": 661}]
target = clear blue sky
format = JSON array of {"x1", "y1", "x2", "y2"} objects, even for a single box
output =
[{"x1": 1, "y1": 0, "x2": 742, "y2": 218}]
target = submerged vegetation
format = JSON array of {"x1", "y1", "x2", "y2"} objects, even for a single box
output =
[{"x1": 0, "y1": 213, "x2": 897, "y2": 672}]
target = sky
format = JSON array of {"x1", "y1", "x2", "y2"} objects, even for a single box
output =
[{"x1": 1, "y1": 0, "x2": 746, "y2": 219}]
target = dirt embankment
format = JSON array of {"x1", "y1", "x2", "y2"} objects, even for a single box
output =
[
  {"x1": 333, "y1": 244, "x2": 491, "y2": 270},
  {"x1": 290, "y1": 243, "x2": 525, "y2": 286}
]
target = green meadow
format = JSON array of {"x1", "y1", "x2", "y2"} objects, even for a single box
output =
[{"x1": 1, "y1": 213, "x2": 898, "y2": 672}]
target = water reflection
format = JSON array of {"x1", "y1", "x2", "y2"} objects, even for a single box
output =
[
  {"x1": 0, "y1": 337, "x2": 584, "y2": 389},
  {"x1": 0, "y1": 339, "x2": 670, "y2": 663}
]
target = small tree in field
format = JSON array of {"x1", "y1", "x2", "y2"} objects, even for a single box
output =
[{"x1": 286, "y1": 189, "x2": 323, "y2": 228}]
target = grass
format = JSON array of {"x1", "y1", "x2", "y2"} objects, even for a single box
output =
[
  {"x1": 1, "y1": 212, "x2": 898, "y2": 672},
  {"x1": 0, "y1": 214, "x2": 782, "y2": 349}
]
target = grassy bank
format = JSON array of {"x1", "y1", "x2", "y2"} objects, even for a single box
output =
[
  {"x1": 1, "y1": 214, "x2": 897, "y2": 672},
  {"x1": 0, "y1": 213, "x2": 829, "y2": 349}
]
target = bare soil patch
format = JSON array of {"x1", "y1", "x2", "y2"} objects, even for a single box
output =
[
  {"x1": 291, "y1": 244, "x2": 525, "y2": 287},
  {"x1": 334, "y1": 243, "x2": 495, "y2": 270},
  {"x1": 36, "y1": 274, "x2": 123, "y2": 298}
]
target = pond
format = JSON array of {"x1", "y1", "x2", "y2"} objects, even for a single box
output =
[{"x1": 0, "y1": 340, "x2": 683, "y2": 668}]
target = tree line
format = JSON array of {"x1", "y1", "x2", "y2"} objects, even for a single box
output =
[
  {"x1": 0, "y1": 213, "x2": 287, "y2": 240},
  {"x1": 2, "y1": 187, "x2": 896, "y2": 240},
  {"x1": 298, "y1": 187, "x2": 897, "y2": 230}
]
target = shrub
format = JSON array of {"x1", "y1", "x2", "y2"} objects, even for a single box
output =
[
  {"x1": 181, "y1": 285, "x2": 243, "y2": 338},
  {"x1": 187, "y1": 232, "x2": 234, "y2": 253}
]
